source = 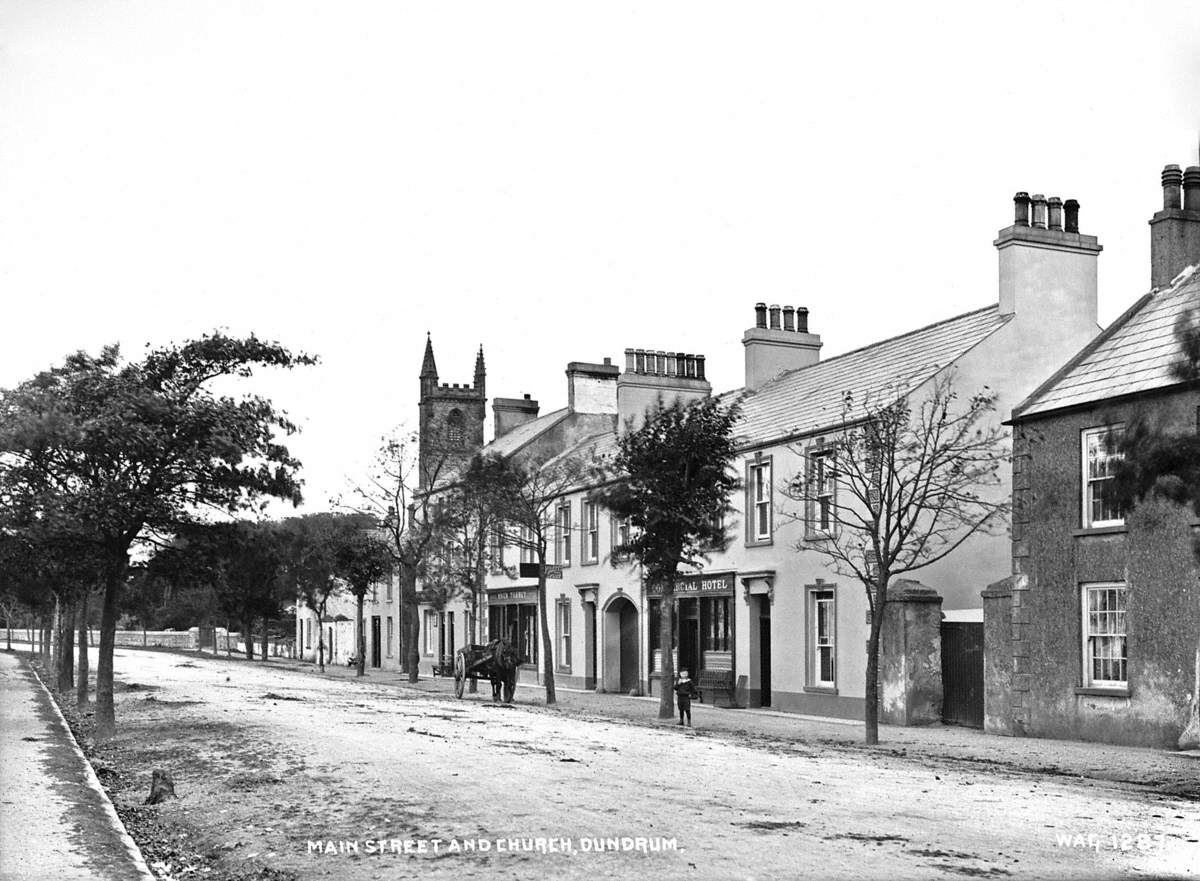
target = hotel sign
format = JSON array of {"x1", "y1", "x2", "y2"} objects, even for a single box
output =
[{"x1": 645, "y1": 572, "x2": 735, "y2": 597}]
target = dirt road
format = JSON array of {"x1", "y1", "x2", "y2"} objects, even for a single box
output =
[{"x1": 78, "y1": 648, "x2": 1198, "y2": 880}]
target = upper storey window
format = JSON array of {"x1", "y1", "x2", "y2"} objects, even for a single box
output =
[
  {"x1": 1082, "y1": 426, "x2": 1124, "y2": 528},
  {"x1": 446, "y1": 409, "x2": 465, "y2": 447}
]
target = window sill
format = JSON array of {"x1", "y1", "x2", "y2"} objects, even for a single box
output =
[
  {"x1": 556, "y1": 667, "x2": 572, "y2": 674},
  {"x1": 804, "y1": 532, "x2": 836, "y2": 543},
  {"x1": 1072, "y1": 525, "x2": 1127, "y2": 537},
  {"x1": 1074, "y1": 686, "x2": 1130, "y2": 698},
  {"x1": 745, "y1": 538, "x2": 774, "y2": 548},
  {"x1": 803, "y1": 686, "x2": 838, "y2": 695},
  {"x1": 580, "y1": 559, "x2": 598, "y2": 567}
]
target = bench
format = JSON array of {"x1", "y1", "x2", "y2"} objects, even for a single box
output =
[
  {"x1": 431, "y1": 655, "x2": 455, "y2": 677},
  {"x1": 697, "y1": 669, "x2": 735, "y2": 707}
]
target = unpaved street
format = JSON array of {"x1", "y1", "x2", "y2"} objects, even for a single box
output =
[{"x1": 84, "y1": 648, "x2": 1198, "y2": 880}]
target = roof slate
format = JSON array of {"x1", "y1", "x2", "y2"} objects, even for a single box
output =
[
  {"x1": 1016, "y1": 269, "x2": 1200, "y2": 419},
  {"x1": 730, "y1": 305, "x2": 1010, "y2": 445}
]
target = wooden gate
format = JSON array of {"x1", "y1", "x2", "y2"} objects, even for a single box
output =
[{"x1": 940, "y1": 622, "x2": 984, "y2": 728}]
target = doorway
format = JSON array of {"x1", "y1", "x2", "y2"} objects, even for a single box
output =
[
  {"x1": 759, "y1": 609, "x2": 772, "y2": 707},
  {"x1": 603, "y1": 595, "x2": 639, "y2": 694},
  {"x1": 371, "y1": 616, "x2": 381, "y2": 668}
]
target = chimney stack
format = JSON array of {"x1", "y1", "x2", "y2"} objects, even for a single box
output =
[
  {"x1": 742, "y1": 302, "x2": 822, "y2": 392},
  {"x1": 493, "y1": 394, "x2": 540, "y2": 438},
  {"x1": 618, "y1": 344, "x2": 711, "y2": 431},
  {"x1": 1150, "y1": 162, "x2": 1200, "y2": 289}
]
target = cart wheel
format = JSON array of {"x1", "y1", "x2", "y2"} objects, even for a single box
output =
[{"x1": 454, "y1": 652, "x2": 466, "y2": 698}]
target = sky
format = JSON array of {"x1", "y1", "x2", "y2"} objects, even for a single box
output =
[{"x1": 2, "y1": 1, "x2": 1199, "y2": 512}]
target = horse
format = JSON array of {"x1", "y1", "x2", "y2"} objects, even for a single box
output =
[{"x1": 475, "y1": 638, "x2": 521, "y2": 704}]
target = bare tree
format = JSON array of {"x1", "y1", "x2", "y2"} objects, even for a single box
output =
[
  {"x1": 781, "y1": 371, "x2": 1010, "y2": 745},
  {"x1": 336, "y1": 430, "x2": 454, "y2": 682}
]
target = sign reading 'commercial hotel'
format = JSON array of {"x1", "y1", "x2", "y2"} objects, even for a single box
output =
[{"x1": 645, "y1": 572, "x2": 735, "y2": 597}]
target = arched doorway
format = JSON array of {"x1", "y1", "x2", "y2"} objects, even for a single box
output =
[{"x1": 602, "y1": 595, "x2": 639, "y2": 694}]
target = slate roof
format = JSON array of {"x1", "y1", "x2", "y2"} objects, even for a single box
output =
[
  {"x1": 1014, "y1": 267, "x2": 1200, "y2": 419},
  {"x1": 485, "y1": 407, "x2": 570, "y2": 457},
  {"x1": 729, "y1": 305, "x2": 1010, "y2": 446}
]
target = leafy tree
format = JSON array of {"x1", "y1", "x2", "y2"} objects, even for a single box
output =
[
  {"x1": 595, "y1": 397, "x2": 742, "y2": 719},
  {"x1": 333, "y1": 521, "x2": 394, "y2": 677},
  {"x1": 781, "y1": 372, "x2": 1010, "y2": 744},
  {"x1": 0, "y1": 335, "x2": 313, "y2": 738},
  {"x1": 1108, "y1": 306, "x2": 1200, "y2": 749},
  {"x1": 280, "y1": 513, "x2": 345, "y2": 672}
]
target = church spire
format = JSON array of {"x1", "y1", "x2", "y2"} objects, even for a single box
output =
[{"x1": 474, "y1": 345, "x2": 486, "y2": 396}]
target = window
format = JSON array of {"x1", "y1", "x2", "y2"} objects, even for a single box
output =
[
  {"x1": 489, "y1": 523, "x2": 506, "y2": 574},
  {"x1": 556, "y1": 598, "x2": 572, "y2": 671},
  {"x1": 582, "y1": 501, "x2": 599, "y2": 564},
  {"x1": 386, "y1": 616, "x2": 394, "y2": 657},
  {"x1": 807, "y1": 447, "x2": 837, "y2": 535},
  {"x1": 612, "y1": 515, "x2": 632, "y2": 559},
  {"x1": 422, "y1": 610, "x2": 438, "y2": 656},
  {"x1": 1082, "y1": 426, "x2": 1125, "y2": 528},
  {"x1": 446, "y1": 409, "x2": 465, "y2": 447},
  {"x1": 519, "y1": 525, "x2": 536, "y2": 565},
  {"x1": 555, "y1": 502, "x2": 572, "y2": 566},
  {"x1": 810, "y1": 589, "x2": 836, "y2": 688},
  {"x1": 1082, "y1": 583, "x2": 1127, "y2": 688},
  {"x1": 746, "y1": 457, "x2": 773, "y2": 544},
  {"x1": 386, "y1": 576, "x2": 393, "y2": 602},
  {"x1": 702, "y1": 596, "x2": 730, "y2": 652},
  {"x1": 305, "y1": 619, "x2": 312, "y2": 649}
]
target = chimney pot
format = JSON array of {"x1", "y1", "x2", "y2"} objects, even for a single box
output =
[
  {"x1": 754, "y1": 303, "x2": 767, "y2": 329},
  {"x1": 1047, "y1": 197, "x2": 1063, "y2": 231},
  {"x1": 796, "y1": 306, "x2": 809, "y2": 334},
  {"x1": 1183, "y1": 167, "x2": 1200, "y2": 212},
  {"x1": 1013, "y1": 192, "x2": 1031, "y2": 227},
  {"x1": 1063, "y1": 199, "x2": 1080, "y2": 233},
  {"x1": 603, "y1": 356, "x2": 611, "y2": 366},
  {"x1": 625, "y1": 348, "x2": 635, "y2": 372},
  {"x1": 523, "y1": 393, "x2": 531, "y2": 400},
  {"x1": 696, "y1": 355, "x2": 706, "y2": 381},
  {"x1": 768, "y1": 304, "x2": 781, "y2": 330},
  {"x1": 782, "y1": 306, "x2": 795, "y2": 331},
  {"x1": 1031, "y1": 194, "x2": 1048, "y2": 229},
  {"x1": 1162, "y1": 164, "x2": 1183, "y2": 210},
  {"x1": 635, "y1": 349, "x2": 646, "y2": 374}
]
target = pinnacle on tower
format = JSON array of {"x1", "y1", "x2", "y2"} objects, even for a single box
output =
[
  {"x1": 420, "y1": 333, "x2": 438, "y2": 379},
  {"x1": 474, "y1": 345, "x2": 486, "y2": 395}
]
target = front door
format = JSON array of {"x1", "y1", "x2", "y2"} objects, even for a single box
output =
[
  {"x1": 371, "y1": 616, "x2": 382, "y2": 668},
  {"x1": 759, "y1": 612, "x2": 772, "y2": 707},
  {"x1": 447, "y1": 611, "x2": 455, "y2": 661}
]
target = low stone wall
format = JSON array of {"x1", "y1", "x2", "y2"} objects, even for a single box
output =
[{"x1": 112, "y1": 628, "x2": 200, "y2": 649}]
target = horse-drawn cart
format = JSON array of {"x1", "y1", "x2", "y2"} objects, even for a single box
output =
[{"x1": 453, "y1": 640, "x2": 520, "y2": 703}]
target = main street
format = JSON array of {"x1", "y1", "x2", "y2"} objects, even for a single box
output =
[{"x1": 26, "y1": 647, "x2": 1200, "y2": 880}]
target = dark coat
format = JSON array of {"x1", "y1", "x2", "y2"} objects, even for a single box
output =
[{"x1": 674, "y1": 678, "x2": 697, "y2": 703}]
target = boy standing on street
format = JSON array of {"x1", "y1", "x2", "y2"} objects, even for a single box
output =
[{"x1": 674, "y1": 669, "x2": 698, "y2": 727}]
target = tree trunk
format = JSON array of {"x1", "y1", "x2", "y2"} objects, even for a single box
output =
[
  {"x1": 77, "y1": 593, "x2": 90, "y2": 705},
  {"x1": 317, "y1": 601, "x2": 326, "y2": 672},
  {"x1": 537, "y1": 568, "x2": 556, "y2": 705},
  {"x1": 402, "y1": 566, "x2": 420, "y2": 683},
  {"x1": 261, "y1": 615, "x2": 269, "y2": 661},
  {"x1": 242, "y1": 615, "x2": 254, "y2": 660},
  {"x1": 355, "y1": 593, "x2": 366, "y2": 677},
  {"x1": 659, "y1": 580, "x2": 676, "y2": 719},
  {"x1": 57, "y1": 595, "x2": 76, "y2": 693},
  {"x1": 96, "y1": 555, "x2": 128, "y2": 741},
  {"x1": 863, "y1": 577, "x2": 888, "y2": 746},
  {"x1": 52, "y1": 599, "x2": 63, "y2": 676}
]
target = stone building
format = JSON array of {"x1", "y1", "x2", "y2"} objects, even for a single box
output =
[
  {"x1": 415, "y1": 189, "x2": 1108, "y2": 722},
  {"x1": 986, "y1": 162, "x2": 1200, "y2": 748}
]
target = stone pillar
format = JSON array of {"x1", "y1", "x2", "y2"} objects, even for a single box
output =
[
  {"x1": 879, "y1": 580, "x2": 943, "y2": 726},
  {"x1": 981, "y1": 576, "x2": 1015, "y2": 735}
]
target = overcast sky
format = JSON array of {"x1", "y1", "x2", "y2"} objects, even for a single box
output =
[{"x1": 2, "y1": 1, "x2": 1199, "y2": 512}]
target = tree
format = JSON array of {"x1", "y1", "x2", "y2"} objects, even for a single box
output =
[
  {"x1": 280, "y1": 513, "x2": 345, "y2": 672},
  {"x1": 333, "y1": 521, "x2": 394, "y2": 677},
  {"x1": 595, "y1": 397, "x2": 742, "y2": 719},
  {"x1": 781, "y1": 372, "x2": 1010, "y2": 745},
  {"x1": 489, "y1": 450, "x2": 589, "y2": 707},
  {"x1": 0, "y1": 335, "x2": 314, "y2": 738},
  {"x1": 336, "y1": 429, "x2": 454, "y2": 682},
  {"x1": 1108, "y1": 306, "x2": 1200, "y2": 749}
]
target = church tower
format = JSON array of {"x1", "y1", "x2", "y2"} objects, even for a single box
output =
[{"x1": 418, "y1": 335, "x2": 486, "y2": 488}]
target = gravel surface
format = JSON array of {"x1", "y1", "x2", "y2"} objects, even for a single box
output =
[{"x1": 36, "y1": 646, "x2": 1200, "y2": 880}]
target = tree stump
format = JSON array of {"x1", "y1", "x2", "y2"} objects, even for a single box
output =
[{"x1": 145, "y1": 769, "x2": 177, "y2": 804}]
